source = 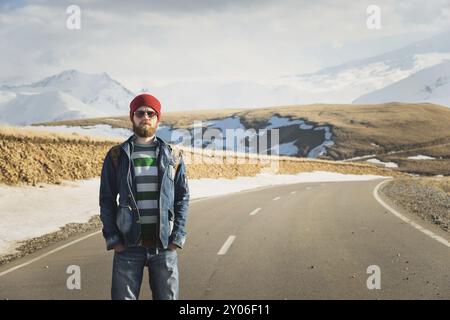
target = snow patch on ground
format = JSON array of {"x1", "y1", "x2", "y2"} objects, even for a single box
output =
[
  {"x1": 343, "y1": 154, "x2": 376, "y2": 161},
  {"x1": 366, "y1": 158, "x2": 398, "y2": 168},
  {"x1": 407, "y1": 155, "x2": 435, "y2": 160},
  {"x1": 27, "y1": 124, "x2": 132, "y2": 139},
  {"x1": 276, "y1": 141, "x2": 299, "y2": 156}
]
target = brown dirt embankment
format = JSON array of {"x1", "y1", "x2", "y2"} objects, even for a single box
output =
[{"x1": 0, "y1": 125, "x2": 402, "y2": 186}]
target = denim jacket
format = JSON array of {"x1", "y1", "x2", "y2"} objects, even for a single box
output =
[{"x1": 99, "y1": 134, "x2": 189, "y2": 250}]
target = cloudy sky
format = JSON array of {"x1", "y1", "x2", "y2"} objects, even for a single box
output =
[{"x1": 1, "y1": 0, "x2": 449, "y2": 92}]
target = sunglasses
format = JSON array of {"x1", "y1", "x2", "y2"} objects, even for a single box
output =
[{"x1": 134, "y1": 110, "x2": 157, "y2": 118}]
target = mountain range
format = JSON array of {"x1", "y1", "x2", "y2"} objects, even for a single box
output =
[
  {"x1": 0, "y1": 70, "x2": 135, "y2": 125},
  {"x1": 353, "y1": 59, "x2": 450, "y2": 106},
  {"x1": 0, "y1": 31, "x2": 449, "y2": 125}
]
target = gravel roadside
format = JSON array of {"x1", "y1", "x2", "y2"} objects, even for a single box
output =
[{"x1": 380, "y1": 177, "x2": 450, "y2": 233}]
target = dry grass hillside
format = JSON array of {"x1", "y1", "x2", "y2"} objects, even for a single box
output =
[
  {"x1": 0, "y1": 125, "x2": 121, "y2": 185},
  {"x1": 0, "y1": 125, "x2": 401, "y2": 186},
  {"x1": 37, "y1": 102, "x2": 450, "y2": 176}
]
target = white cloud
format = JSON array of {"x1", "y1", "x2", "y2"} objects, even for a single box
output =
[{"x1": 0, "y1": 0, "x2": 449, "y2": 92}]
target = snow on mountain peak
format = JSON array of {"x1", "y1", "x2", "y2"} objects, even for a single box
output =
[
  {"x1": 275, "y1": 31, "x2": 450, "y2": 104},
  {"x1": 0, "y1": 69, "x2": 137, "y2": 125},
  {"x1": 0, "y1": 90, "x2": 103, "y2": 126},
  {"x1": 353, "y1": 60, "x2": 450, "y2": 106}
]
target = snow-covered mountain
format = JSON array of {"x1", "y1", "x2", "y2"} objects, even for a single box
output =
[
  {"x1": 353, "y1": 60, "x2": 450, "y2": 106},
  {"x1": 0, "y1": 70, "x2": 135, "y2": 125},
  {"x1": 0, "y1": 91, "x2": 104, "y2": 126},
  {"x1": 277, "y1": 31, "x2": 450, "y2": 105},
  {"x1": 139, "y1": 31, "x2": 450, "y2": 109},
  {"x1": 1, "y1": 31, "x2": 450, "y2": 125}
]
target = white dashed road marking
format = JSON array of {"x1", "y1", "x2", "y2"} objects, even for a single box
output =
[{"x1": 218, "y1": 236, "x2": 236, "y2": 255}]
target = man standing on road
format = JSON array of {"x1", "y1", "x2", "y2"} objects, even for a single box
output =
[{"x1": 99, "y1": 93, "x2": 190, "y2": 300}]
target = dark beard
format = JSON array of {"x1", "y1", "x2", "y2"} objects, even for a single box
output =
[{"x1": 132, "y1": 122, "x2": 157, "y2": 138}]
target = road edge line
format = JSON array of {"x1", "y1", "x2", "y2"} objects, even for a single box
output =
[{"x1": 373, "y1": 179, "x2": 450, "y2": 249}]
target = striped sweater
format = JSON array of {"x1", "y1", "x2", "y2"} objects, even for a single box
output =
[{"x1": 131, "y1": 138, "x2": 160, "y2": 248}]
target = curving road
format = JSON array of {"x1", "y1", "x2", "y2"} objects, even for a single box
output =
[{"x1": 1, "y1": 179, "x2": 449, "y2": 299}]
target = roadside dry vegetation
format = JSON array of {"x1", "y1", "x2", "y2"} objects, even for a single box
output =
[
  {"x1": 0, "y1": 125, "x2": 400, "y2": 186},
  {"x1": 0, "y1": 125, "x2": 121, "y2": 185}
]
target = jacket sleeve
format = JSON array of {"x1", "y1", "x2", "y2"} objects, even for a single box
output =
[
  {"x1": 169, "y1": 155, "x2": 190, "y2": 249},
  {"x1": 99, "y1": 148, "x2": 122, "y2": 250}
]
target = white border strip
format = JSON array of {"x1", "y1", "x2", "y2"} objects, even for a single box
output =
[
  {"x1": 373, "y1": 179, "x2": 450, "y2": 249},
  {"x1": 0, "y1": 230, "x2": 102, "y2": 278}
]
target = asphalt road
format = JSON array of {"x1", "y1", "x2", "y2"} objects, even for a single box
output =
[{"x1": 1, "y1": 179, "x2": 449, "y2": 299}]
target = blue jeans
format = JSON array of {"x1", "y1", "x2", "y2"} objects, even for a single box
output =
[{"x1": 111, "y1": 246, "x2": 179, "y2": 300}]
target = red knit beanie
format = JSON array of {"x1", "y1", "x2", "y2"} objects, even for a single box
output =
[{"x1": 129, "y1": 93, "x2": 161, "y2": 122}]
